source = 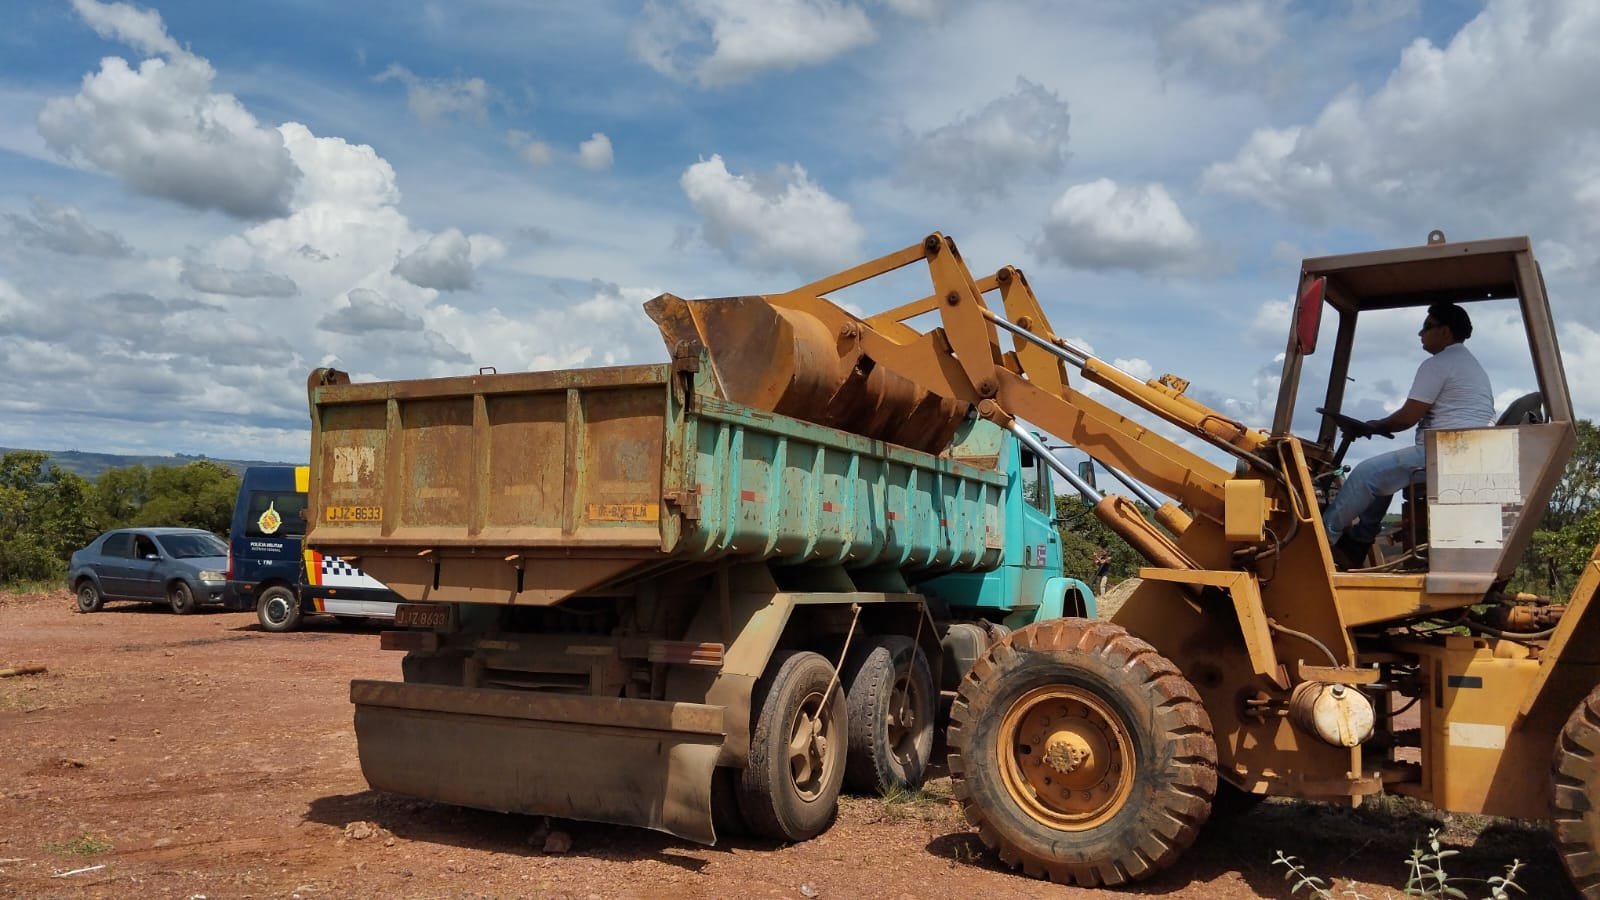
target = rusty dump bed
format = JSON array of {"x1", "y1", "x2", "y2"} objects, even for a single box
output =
[{"x1": 305, "y1": 360, "x2": 1007, "y2": 605}]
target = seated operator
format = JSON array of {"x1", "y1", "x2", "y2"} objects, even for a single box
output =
[{"x1": 1322, "y1": 301, "x2": 1494, "y2": 569}]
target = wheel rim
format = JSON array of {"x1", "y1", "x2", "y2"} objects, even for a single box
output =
[
  {"x1": 785, "y1": 689, "x2": 838, "y2": 801},
  {"x1": 997, "y1": 684, "x2": 1135, "y2": 830},
  {"x1": 264, "y1": 595, "x2": 290, "y2": 625},
  {"x1": 887, "y1": 669, "x2": 928, "y2": 768},
  {"x1": 78, "y1": 586, "x2": 95, "y2": 607}
]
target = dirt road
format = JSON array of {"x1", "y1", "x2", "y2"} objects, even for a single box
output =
[{"x1": 0, "y1": 589, "x2": 1573, "y2": 898}]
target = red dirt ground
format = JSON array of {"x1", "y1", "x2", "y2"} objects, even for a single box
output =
[{"x1": 0, "y1": 588, "x2": 1574, "y2": 898}]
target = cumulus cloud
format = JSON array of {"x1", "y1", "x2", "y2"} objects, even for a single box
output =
[
  {"x1": 507, "y1": 129, "x2": 554, "y2": 168},
  {"x1": 392, "y1": 229, "x2": 476, "y2": 291},
  {"x1": 318, "y1": 288, "x2": 422, "y2": 334},
  {"x1": 578, "y1": 133, "x2": 615, "y2": 171},
  {"x1": 38, "y1": 5, "x2": 300, "y2": 220},
  {"x1": 70, "y1": 0, "x2": 181, "y2": 58},
  {"x1": 1202, "y1": 0, "x2": 1600, "y2": 296},
  {"x1": 4, "y1": 198, "x2": 132, "y2": 257},
  {"x1": 179, "y1": 262, "x2": 298, "y2": 297},
  {"x1": 632, "y1": 0, "x2": 876, "y2": 87},
  {"x1": 680, "y1": 154, "x2": 865, "y2": 272},
  {"x1": 901, "y1": 77, "x2": 1069, "y2": 203},
  {"x1": 375, "y1": 65, "x2": 490, "y2": 124},
  {"x1": 1036, "y1": 178, "x2": 1205, "y2": 274},
  {"x1": 1155, "y1": 0, "x2": 1286, "y2": 76}
]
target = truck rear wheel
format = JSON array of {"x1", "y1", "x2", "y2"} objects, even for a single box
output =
[
  {"x1": 947, "y1": 618, "x2": 1215, "y2": 887},
  {"x1": 737, "y1": 650, "x2": 847, "y2": 842},
  {"x1": 842, "y1": 635, "x2": 935, "y2": 793},
  {"x1": 257, "y1": 586, "x2": 301, "y2": 633},
  {"x1": 1552, "y1": 685, "x2": 1600, "y2": 898}
]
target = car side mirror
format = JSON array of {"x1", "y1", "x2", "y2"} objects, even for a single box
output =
[{"x1": 143, "y1": 553, "x2": 160, "y2": 561}]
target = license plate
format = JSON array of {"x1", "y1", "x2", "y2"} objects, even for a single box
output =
[{"x1": 394, "y1": 603, "x2": 451, "y2": 629}]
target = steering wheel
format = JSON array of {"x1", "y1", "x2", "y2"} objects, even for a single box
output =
[{"x1": 1315, "y1": 407, "x2": 1394, "y2": 441}]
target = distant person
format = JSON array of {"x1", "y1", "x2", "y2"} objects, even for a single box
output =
[
  {"x1": 1092, "y1": 547, "x2": 1112, "y2": 595},
  {"x1": 1322, "y1": 301, "x2": 1494, "y2": 569}
]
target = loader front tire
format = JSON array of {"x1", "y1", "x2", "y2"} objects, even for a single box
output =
[
  {"x1": 947, "y1": 618, "x2": 1215, "y2": 887},
  {"x1": 737, "y1": 650, "x2": 847, "y2": 842},
  {"x1": 1552, "y1": 685, "x2": 1600, "y2": 898}
]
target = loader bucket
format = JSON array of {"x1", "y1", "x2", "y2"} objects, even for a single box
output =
[
  {"x1": 646, "y1": 292, "x2": 968, "y2": 454},
  {"x1": 351, "y1": 680, "x2": 724, "y2": 844}
]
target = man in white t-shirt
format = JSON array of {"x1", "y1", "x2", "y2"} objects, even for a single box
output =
[{"x1": 1322, "y1": 301, "x2": 1495, "y2": 569}]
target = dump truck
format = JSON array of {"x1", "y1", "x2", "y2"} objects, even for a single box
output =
[
  {"x1": 303, "y1": 351, "x2": 1091, "y2": 844},
  {"x1": 310, "y1": 228, "x2": 1600, "y2": 896}
]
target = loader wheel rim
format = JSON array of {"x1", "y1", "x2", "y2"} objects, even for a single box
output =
[
  {"x1": 787, "y1": 689, "x2": 835, "y2": 801},
  {"x1": 997, "y1": 685, "x2": 1135, "y2": 830}
]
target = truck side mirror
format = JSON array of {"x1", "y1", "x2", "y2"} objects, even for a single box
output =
[
  {"x1": 1077, "y1": 461, "x2": 1097, "y2": 491},
  {"x1": 1297, "y1": 276, "x2": 1326, "y2": 355}
]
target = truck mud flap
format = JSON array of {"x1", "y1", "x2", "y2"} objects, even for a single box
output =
[{"x1": 350, "y1": 679, "x2": 725, "y2": 844}]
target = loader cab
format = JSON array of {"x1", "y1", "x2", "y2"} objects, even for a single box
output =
[{"x1": 1271, "y1": 232, "x2": 1576, "y2": 591}]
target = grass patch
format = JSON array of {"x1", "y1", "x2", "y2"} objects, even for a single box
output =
[{"x1": 49, "y1": 834, "x2": 113, "y2": 856}]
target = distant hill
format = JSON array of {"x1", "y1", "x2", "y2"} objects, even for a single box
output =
[{"x1": 0, "y1": 447, "x2": 301, "y2": 481}]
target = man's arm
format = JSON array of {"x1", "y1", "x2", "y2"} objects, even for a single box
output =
[{"x1": 1367, "y1": 398, "x2": 1431, "y2": 434}]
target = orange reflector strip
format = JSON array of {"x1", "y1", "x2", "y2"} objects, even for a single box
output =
[{"x1": 648, "y1": 641, "x2": 725, "y2": 667}]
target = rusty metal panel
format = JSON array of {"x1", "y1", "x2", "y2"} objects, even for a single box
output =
[
  {"x1": 483, "y1": 392, "x2": 567, "y2": 531},
  {"x1": 352, "y1": 679, "x2": 721, "y2": 844}
]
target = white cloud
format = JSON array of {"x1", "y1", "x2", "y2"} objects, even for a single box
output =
[
  {"x1": 318, "y1": 288, "x2": 422, "y2": 334},
  {"x1": 70, "y1": 0, "x2": 181, "y2": 58},
  {"x1": 507, "y1": 129, "x2": 554, "y2": 168},
  {"x1": 901, "y1": 77, "x2": 1069, "y2": 203},
  {"x1": 375, "y1": 65, "x2": 490, "y2": 124},
  {"x1": 393, "y1": 229, "x2": 476, "y2": 291},
  {"x1": 180, "y1": 262, "x2": 297, "y2": 297},
  {"x1": 4, "y1": 198, "x2": 132, "y2": 257},
  {"x1": 881, "y1": 0, "x2": 950, "y2": 18},
  {"x1": 1156, "y1": 0, "x2": 1286, "y2": 75},
  {"x1": 680, "y1": 154, "x2": 864, "y2": 273},
  {"x1": 578, "y1": 132, "x2": 615, "y2": 171},
  {"x1": 1037, "y1": 178, "x2": 1205, "y2": 274},
  {"x1": 37, "y1": 48, "x2": 300, "y2": 220},
  {"x1": 1202, "y1": 0, "x2": 1600, "y2": 301},
  {"x1": 632, "y1": 0, "x2": 876, "y2": 87}
]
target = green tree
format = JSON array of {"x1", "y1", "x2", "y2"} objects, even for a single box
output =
[
  {"x1": 0, "y1": 451, "x2": 100, "y2": 583},
  {"x1": 91, "y1": 463, "x2": 151, "y2": 528},
  {"x1": 132, "y1": 460, "x2": 240, "y2": 534},
  {"x1": 1053, "y1": 494, "x2": 1139, "y2": 588},
  {"x1": 1513, "y1": 419, "x2": 1600, "y2": 598}
]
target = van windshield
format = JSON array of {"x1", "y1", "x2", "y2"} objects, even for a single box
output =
[{"x1": 246, "y1": 491, "x2": 308, "y2": 538}]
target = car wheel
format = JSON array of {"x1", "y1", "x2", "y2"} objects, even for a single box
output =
[
  {"x1": 257, "y1": 586, "x2": 301, "y2": 633},
  {"x1": 168, "y1": 581, "x2": 198, "y2": 615},
  {"x1": 75, "y1": 580, "x2": 104, "y2": 613}
]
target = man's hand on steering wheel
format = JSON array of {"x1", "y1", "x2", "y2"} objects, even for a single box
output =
[{"x1": 1316, "y1": 407, "x2": 1396, "y2": 440}]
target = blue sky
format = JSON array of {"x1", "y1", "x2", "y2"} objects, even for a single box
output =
[{"x1": 1, "y1": 0, "x2": 1596, "y2": 472}]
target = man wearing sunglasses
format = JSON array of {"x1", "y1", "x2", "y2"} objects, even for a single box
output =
[{"x1": 1322, "y1": 301, "x2": 1495, "y2": 569}]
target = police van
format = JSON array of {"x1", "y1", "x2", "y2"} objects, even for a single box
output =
[{"x1": 225, "y1": 465, "x2": 399, "y2": 632}]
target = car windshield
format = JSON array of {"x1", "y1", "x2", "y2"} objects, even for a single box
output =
[{"x1": 156, "y1": 532, "x2": 227, "y2": 559}]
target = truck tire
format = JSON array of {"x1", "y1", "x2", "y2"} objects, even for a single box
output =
[
  {"x1": 1552, "y1": 685, "x2": 1600, "y2": 898},
  {"x1": 947, "y1": 618, "x2": 1215, "y2": 887},
  {"x1": 842, "y1": 635, "x2": 936, "y2": 794},
  {"x1": 737, "y1": 650, "x2": 847, "y2": 842},
  {"x1": 168, "y1": 581, "x2": 197, "y2": 615},
  {"x1": 257, "y1": 586, "x2": 302, "y2": 633},
  {"x1": 75, "y1": 580, "x2": 104, "y2": 613}
]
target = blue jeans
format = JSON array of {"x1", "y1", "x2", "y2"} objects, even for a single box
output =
[{"x1": 1322, "y1": 444, "x2": 1426, "y2": 546}]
